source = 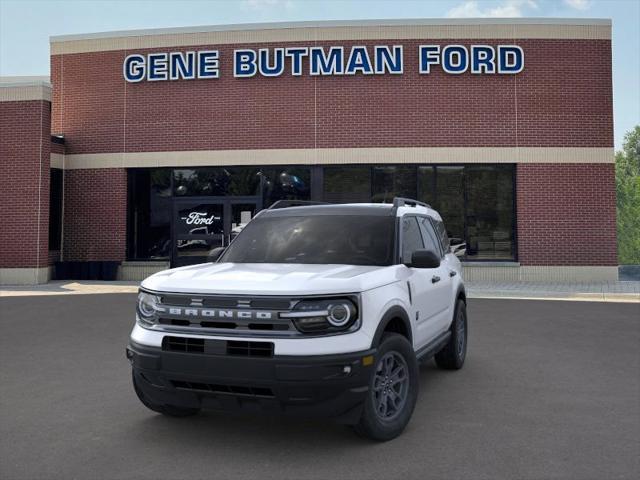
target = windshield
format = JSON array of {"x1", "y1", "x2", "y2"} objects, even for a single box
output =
[{"x1": 220, "y1": 215, "x2": 395, "y2": 266}]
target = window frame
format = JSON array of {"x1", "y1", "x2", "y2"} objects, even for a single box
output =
[
  {"x1": 398, "y1": 214, "x2": 426, "y2": 265},
  {"x1": 428, "y1": 217, "x2": 451, "y2": 258},
  {"x1": 417, "y1": 215, "x2": 445, "y2": 259}
]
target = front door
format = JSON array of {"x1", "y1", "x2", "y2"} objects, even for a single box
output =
[{"x1": 172, "y1": 197, "x2": 260, "y2": 267}]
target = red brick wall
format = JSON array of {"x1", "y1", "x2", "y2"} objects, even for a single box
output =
[
  {"x1": 62, "y1": 168, "x2": 127, "y2": 261},
  {"x1": 51, "y1": 141, "x2": 65, "y2": 154},
  {"x1": 51, "y1": 39, "x2": 613, "y2": 154},
  {"x1": 0, "y1": 100, "x2": 50, "y2": 269},
  {"x1": 517, "y1": 163, "x2": 617, "y2": 266}
]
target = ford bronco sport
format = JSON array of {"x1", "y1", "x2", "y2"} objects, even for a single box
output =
[{"x1": 127, "y1": 198, "x2": 468, "y2": 441}]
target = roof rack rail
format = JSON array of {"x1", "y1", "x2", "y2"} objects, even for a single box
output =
[
  {"x1": 392, "y1": 197, "x2": 432, "y2": 209},
  {"x1": 268, "y1": 200, "x2": 330, "y2": 210}
]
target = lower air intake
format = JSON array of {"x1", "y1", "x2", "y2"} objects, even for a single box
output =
[{"x1": 171, "y1": 380, "x2": 274, "y2": 398}]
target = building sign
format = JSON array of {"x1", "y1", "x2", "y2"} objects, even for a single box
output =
[{"x1": 123, "y1": 44, "x2": 523, "y2": 82}]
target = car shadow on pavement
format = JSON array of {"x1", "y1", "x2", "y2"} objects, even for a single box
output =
[{"x1": 125, "y1": 360, "x2": 450, "y2": 451}]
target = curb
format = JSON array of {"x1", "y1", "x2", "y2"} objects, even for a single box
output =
[{"x1": 468, "y1": 292, "x2": 640, "y2": 303}]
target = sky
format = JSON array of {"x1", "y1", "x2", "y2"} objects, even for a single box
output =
[{"x1": 0, "y1": 0, "x2": 638, "y2": 149}]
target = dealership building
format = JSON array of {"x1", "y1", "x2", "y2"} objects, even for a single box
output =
[{"x1": 0, "y1": 18, "x2": 617, "y2": 284}]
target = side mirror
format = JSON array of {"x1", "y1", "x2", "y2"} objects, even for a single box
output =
[
  {"x1": 449, "y1": 238, "x2": 467, "y2": 258},
  {"x1": 407, "y1": 249, "x2": 441, "y2": 269},
  {"x1": 208, "y1": 246, "x2": 226, "y2": 262}
]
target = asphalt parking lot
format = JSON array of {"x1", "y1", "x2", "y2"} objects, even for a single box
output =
[{"x1": 0, "y1": 294, "x2": 638, "y2": 480}]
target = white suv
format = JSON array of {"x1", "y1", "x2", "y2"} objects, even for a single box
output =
[{"x1": 127, "y1": 198, "x2": 468, "y2": 441}]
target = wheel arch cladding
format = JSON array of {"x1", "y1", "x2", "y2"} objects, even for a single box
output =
[
  {"x1": 457, "y1": 285, "x2": 467, "y2": 304},
  {"x1": 371, "y1": 306, "x2": 413, "y2": 348}
]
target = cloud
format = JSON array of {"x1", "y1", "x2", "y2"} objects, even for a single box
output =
[
  {"x1": 446, "y1": 0, "x2": 538, "y2": 18},
  {"x1": 563, "y1": 0, "x2": 591, "y2": 10}
]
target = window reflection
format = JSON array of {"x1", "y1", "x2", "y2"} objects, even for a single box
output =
[
  {"x1": 372, "y1": 166, "x2": 416, "y2": 203},
  {"x1": 260, "y1": 167, "x2": 310, "y2": 207},
  {"x1": 173, "y1": 168, "x2": 262, "y2": 197},
  {"x1": 417, "y1": 166, "x2": 435, "y2": 206},
  {"x1": 323, "y1": 166, "x2": 371, "y2": 203},
  {"x1": 321, "y1": 164, "x2": 516, "y2": 261},
  {"x1": 172, "y1": 167, "x2": 309, "y2": 207},
  {"x1": 127, "y1": 169, "x2": 171, "y2": 260},
  {"x1": 464, "y1": 165, "x2": 514, "y2": 260},
  {"x1": 434, "y1": 166, "x2": 465, "y2": 247}
]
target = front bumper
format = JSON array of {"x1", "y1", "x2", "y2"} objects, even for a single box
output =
[{"x1": 127, "y1": 340, "x2": 376, "y2": 423}]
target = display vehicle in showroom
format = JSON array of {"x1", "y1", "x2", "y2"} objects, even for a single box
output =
[{"x1": 127, "y1": 198, "x2": 468, "y2": 440}]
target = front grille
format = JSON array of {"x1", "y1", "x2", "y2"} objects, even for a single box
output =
[
  {"x1": 162, "y1": 336, "x2": 274, "y2": 357},
  {"x1": 159, "y1": 318, "x2": 239, "y2": 329},
  {"x1": 171, "y1": 380, "x2": 274, "y2": 398},
  {"x1": 163, "y1": 336, "x2": 204, "y2": 353},
  {"x1": 158, "y1": 318, "x2": 292, "y2": 333},
  {"x1": 159, "y1": 295, "x2": 292, "y2": 310},
  {"x1": 148, "y1": 292, "x2": 358, "y2": 338},
  {"x1": 227, "y1": 340, "x2": 274, "y2": 357},
  {"x1": 153, "y1": 293, "x2": 296, "y2": 336}
]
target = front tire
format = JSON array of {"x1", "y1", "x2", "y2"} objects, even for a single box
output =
[
  {"x1": 434, "y1": 299, "x2": 467, "y2": 370},
  {"x1": 354, "y1": 333, "x2": 419, "y2": 441},
  {"x1": 132, "y1": 371, "x2": 200, "y2": 417}
]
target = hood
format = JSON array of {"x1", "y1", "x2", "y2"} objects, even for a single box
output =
[{"x1": 141, "y1": 262, "x2": 400, "y2": 295}]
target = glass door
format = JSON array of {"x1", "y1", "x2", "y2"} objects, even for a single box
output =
[
  {"x1": 173, "y1": 201, "x2": 225, "y2": 267},
  {"x1": 171, "y1": 197, "x2": 261, "y2": 267},
  {"x1": 229, "y1": 201, "x2": 259, "y2": 243}
]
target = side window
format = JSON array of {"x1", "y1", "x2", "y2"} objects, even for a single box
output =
[
  {"x1": 434, "y1": 220, "x2": 450, "y2": 254},
  {"x1": 418, "y1": 217, "x2": 442, "y2": 257},
  {"x1": 401, "y1": 216, "x2": 424, "y2": 264}
]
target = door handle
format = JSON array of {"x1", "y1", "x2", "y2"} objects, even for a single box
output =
[
  {"x1": 431, "y1": 275, "x2": 441, "y2": 284},
  {"x1": 449, "y1": 270, "x2": 457, "y2": 277}
]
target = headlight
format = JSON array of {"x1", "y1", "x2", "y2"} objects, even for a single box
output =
[
  {"x1": 282, "y1": 297, "x2": 359, "y2": 334},
  {"x1": 136, "y1": 290, "x2": 160, "y2": 327},
  {"x1": 327, "y1": 303, "x2": 353, "y2": 327}
]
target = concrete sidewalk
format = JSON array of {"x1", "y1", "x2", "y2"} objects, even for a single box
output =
[
  {"x1": 0, "y1": 280, "x2": 139, "y2": 297},
  {"x1": 1, "y1": 279, "x2": 639, "y2": 302},
  {"x1": 467, "y1": 280, "x2": 640, "y2": 303}
]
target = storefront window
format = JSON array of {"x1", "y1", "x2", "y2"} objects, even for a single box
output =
[
  {"x1": 372, "y1": 166, "x2": 416, "y2": 203},
  {"x1": 128, "y1": 166, "x2": 310, "y2": 261},
  {"x1": 227, "y1": 168, "x2": 263, "y2": 196},
  {"x1": 433, "y1": 166, "x2": 465, "y2": 247},
  {"x1": 417, "y1": 166, "x2": 435, "y2": 206},
  {"x1": 48, "y1": 168, "x2": 63, "y2": 251},
  {"x1": 464, "y1": 165, "x2": 515, "y2": 260},
  {"x1": 173, "y1": 167, "x2": 262, "y2": 197},
  {"x1": 171, "y1": 166, "x2": 309, "y2": 207},
  {"x1": 260, "y1": 167, "x2": 310, "y2": 207},
  {"x1": 323, "y1": 166, "x2": 371, "y2": 203},
  {"x1": 127, "y1": 169, "x2": 172, "y2": 260},
  {"x1": 127, "y1": 164, "x2": 515, "y2": 262}
]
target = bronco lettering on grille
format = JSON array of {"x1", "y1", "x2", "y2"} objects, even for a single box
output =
[{"x1": 158, "y1": 307, "x2": 274, "y2": 320}]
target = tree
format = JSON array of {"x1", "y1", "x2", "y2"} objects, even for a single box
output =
[{"x1": 616, "y1": 126, "x2": 640, "y2": 264}]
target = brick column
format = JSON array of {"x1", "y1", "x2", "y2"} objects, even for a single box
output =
[{"x1": 0, "y1": 81, "x2": 52, "y2": 284}]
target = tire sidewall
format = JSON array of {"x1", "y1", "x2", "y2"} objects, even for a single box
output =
[
  {"x1": 360, "y1": 334, "x2": 419, "y2": 440},
  {"x1": 453, "y1": 300, "x2": 468, "y2": 368}
]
